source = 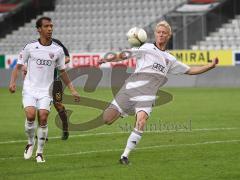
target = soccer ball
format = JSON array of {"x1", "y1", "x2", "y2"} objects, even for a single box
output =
[{"x1": 126, "y1": 27, "x2": 147, "y2": 47}]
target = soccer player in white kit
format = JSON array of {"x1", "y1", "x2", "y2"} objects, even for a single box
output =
[
  {"x1": 99, "y1": 21, "x2": 218, "y2": 165},
  {"x1": 9, "y1": 17, "x2": 80, "y2": 163}
]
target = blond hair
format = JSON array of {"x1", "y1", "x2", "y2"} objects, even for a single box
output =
[{"x1": 155, "y1": 20, "x2": 172, "y2": 36}]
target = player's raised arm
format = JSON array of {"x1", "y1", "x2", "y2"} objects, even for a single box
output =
[
  {"x1": 9, "y1": 64, "x2": 23, "y2": 93},
  {"x1": 98, "y1": 52, "x2": 129, "y2": 64},
  {"x1": 185, "y1": 58, "x2": 218, "y2": 75}
]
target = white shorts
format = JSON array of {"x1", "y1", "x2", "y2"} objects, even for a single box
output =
[
  {"x1": 110, "y1": 99, "x2": 153, "y2": 117},
  {"x1": 22, "y1": 88, "x2": 52, "y2": 111},
  {"x1": 107, "y1": 73, "x2": 167, "y2": 117}
]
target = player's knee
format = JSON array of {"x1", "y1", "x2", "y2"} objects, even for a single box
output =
[
  {"x1": 39, "y1": 118, "x2": 48, "y2": 126},
  {"x1": 25, "y1": 107, "x2": 36, "y2": 120},
  {"x1": 26, "y1": 112, "x2": 36, "y2": 121},
  {"x1": 39, "y1": 114, "x2": 48, "y2": 121},
  {"x1": 103, "y1": 109, "x2": 118, "y2": 125},
  {"x1": 103, "y1": 114, "x2": 113, "y2": 125},
  {"x1": 26, "y1": 116, "x2": 35, "y2": 121},
  {"x1": 38, "y1": 111, "x2": 49, "y2": 126},
  {"x1": 54, "y1": 102, "x2": 64, "y2": 112}
]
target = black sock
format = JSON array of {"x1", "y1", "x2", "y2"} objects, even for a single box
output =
[{"x1": 58, "y1": 110, "x2": 68, "y2": 132}]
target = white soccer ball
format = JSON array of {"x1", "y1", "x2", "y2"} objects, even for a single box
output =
[{"x1": 126, "y1": 27, "x2": 147, "y2": 47}]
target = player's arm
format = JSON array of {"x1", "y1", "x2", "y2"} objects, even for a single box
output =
[
  {"x1": 65, "y1": 56, "x2": 70, "y2": 64},
  {"x1": 59, "y1": 69, "x2": 80, "y2": 101},
  {"x1": 99, "y1": 47, "x2": 147, "y2": 64},
  {"x1": 9, "y1": 47, "x2": 29, "y2": 93},
  {"x1": 98, "y1": 52, "x2": 129, "y2": 64},
  {"x1": 9, "y1": 64, "x2": 23, "y2": 93},
  {"x1": 185, "y1": 58, "x2": 218, "y2": 75},
  {"x1": 57, "y1": 48, "x2": 80, "y2": 101},
  {"x1": 22, "y1": 65, "x2": 27, "y2": 79}
]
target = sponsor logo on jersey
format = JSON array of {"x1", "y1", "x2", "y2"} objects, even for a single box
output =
[
  {"x1": 152, "y1": 63, "x2": 165, "y2": 73},
  {"x1": 36, "y1": 59, "x2": 52, "y2": 66}
]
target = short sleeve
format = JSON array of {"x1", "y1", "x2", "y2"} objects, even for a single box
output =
[
  {"x1": 56, "y1": 49, "x2": 65, "y2": 70},
  {"x1": 17, "y1": 46, "x2": 30, "y2": 65},
  {"x1": 168, "y1": 60, "x2": 190, "y2": 75}
]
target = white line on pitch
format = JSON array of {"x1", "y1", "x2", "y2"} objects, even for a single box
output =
[
  {"x1": 0, "y1": 139, "x2": 239, "y2": 161},
  {"x1": 0, "y1": 127, "x2": 238, "y2": 145}
]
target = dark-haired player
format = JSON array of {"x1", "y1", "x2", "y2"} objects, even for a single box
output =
[{"x1": 9, "y1": 17, "x2": 80, "y2": 163}]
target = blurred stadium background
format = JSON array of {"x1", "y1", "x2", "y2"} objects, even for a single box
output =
[
  {"x1": 0, "y1": 0, "x2": 240, "y2": 179},
  {"x1": 0, "y1": 0, "x2": 240, "y2": 87}
]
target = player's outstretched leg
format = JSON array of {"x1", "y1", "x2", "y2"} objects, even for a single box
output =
[
  {"x1": 24, "y1": 107, "x2": 36, "y2": 160},
  {"x1": 120, "y1": 111, "x2": 148, "y2": 165},
  {"x1": 102, "y1": 108, "x2": 121, "y2": 125},
  {"x1": 54, "y1": 102, "x2": 69, "y2": 140},
  {"x1": 35, "y1": 110, "x2": 48, "y2": 163}
]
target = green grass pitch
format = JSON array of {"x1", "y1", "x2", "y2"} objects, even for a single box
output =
[{"x1": 0, "y1": 87, "x2": 240, "y2": 180}]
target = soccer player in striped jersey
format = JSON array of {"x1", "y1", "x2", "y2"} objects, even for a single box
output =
[
  {"x1": 99, "y1": 21, "x2": 218, "y2": 165},
  {"x1": 9, "y1": 17, "x2": 80, "y2": 163}
]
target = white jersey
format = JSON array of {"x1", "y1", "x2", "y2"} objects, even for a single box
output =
[
  {"x1": 111, "y1": 43, "x2": 190, "y2": 116},
  {"x1": 17, "y1": 40, "x2": 65, "y2": 93},
  {"x1": 131, "y1": 43, "x2": 190, "y2": 76}
]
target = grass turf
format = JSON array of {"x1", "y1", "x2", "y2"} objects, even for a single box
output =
[{"x1": 0, "y1": 87, "x2": 240, "y2": 180}]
